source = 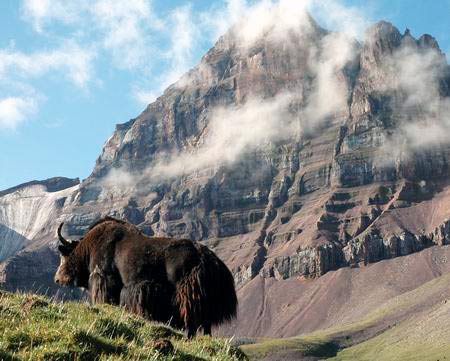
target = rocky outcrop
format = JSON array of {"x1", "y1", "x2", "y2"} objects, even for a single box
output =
[{"x1": 1, "y1": 17, "x2": 449, "y2": 294}]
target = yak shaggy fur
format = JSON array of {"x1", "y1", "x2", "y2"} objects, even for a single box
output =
[{"x1": 55, "y1": 217, "x2": 237, "y2": 337}]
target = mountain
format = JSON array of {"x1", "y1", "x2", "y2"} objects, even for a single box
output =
[{"x1": 1, "y1": 14, "x2": 450, "y2": 337}]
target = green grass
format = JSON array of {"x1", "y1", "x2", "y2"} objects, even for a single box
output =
[
  {"x1": 331, "y1": 337, "x2": 450, "y2": 361},
  {"x1": 329, "y1": 298, "x2": 450, "y2": 361},
  {"x1": 0, "y1": 291, "x2": 247, "y2": 361}
]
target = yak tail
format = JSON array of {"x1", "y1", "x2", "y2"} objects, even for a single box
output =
[
  {"x1": 176, "y1": 245, "x2": 238, "y2": 332},
  {"x1": 176, "y1": 265, "x2": 204, "y2": 331},
  {"x1": 120, "y1": 281, "x2": 173, "y2": 323}
]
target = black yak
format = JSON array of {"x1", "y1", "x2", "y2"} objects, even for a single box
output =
[{"x1": 54, "y1": 217, "x2": 237, "y2": 337}]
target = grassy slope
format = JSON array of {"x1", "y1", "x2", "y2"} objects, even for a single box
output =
[
  {"x1": 241, "y1": 271, "x2": 450, "y2": 361},
  {"x1": 0, "y1": 291, "x2": 246, "y2": 361}
]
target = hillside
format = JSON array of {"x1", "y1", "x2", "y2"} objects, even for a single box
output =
[
  {"x1": 242, "y1": 258, "x2": 450, "y2": 360},
  {"x1": 1, "y1": 262, "x2": 450, "y2": 361},
  {"x1": 0, "y1": 291, "x2": 246, "y2": 361},
  {"x1": 223, "y1": 244, "x2": 450, "y2": 337}
]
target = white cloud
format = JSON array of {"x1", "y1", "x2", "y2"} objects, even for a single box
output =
[
  {"x1": 19, "y1": 0, "x2": 372, "y2": 109},
  {"x1": 132, "y1": 4, "x2": 202, "y2": 105},
  {"x1": 133, "y1": 89, "x2": 158, "y2": 106},
  {"x1": 199, "y1": 0, "x2": 247, "y2": 42},
  {"x1": 383, "y1": 45, "x2": 450, "y2": 150},
  {"x1": 151, "y1": 93, "x2": 297, "y2": 178},
  {"x1": 303, "y1": 32, "x2": 357, "y2": 125},
  {"x1": 0, "y1": 41, "x2": 95, "y2": 88},
  {"x1": 310, "y1": 0, "x2": 369, "y2": 39},
  {"x1": 164, "y1": 5, "x2": 199, "y2": 85},
  {"x1": 102, "y1": 93, "x2": 298, "y2": 187},
  {"x1": 89, "y1": 0, "x2": 163, "y2": 69},
  {"x1": 21, "y1": 0, "x2": 163, "y2": 70},
  {"x1": 393, "y1": 47, "x2": 445, "y2": 107},
  {"x1": 201, "y1": 0, "x2": 369, "y2": 49},
  {"x1": 0, "y1": 97, "x2": 38, "y2": 129},
  {"x1": 201, "y1": 0, "x2": 313, "y2": 48},
  {"x1": 21, "y1": 0, "x2": 82, "y2": 32}
]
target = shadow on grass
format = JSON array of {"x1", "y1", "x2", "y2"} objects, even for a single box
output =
[
  {"x1": 242, "y1": 338, "x2": 340, "y2": 361},
  {"x1": 305, "y1": 341, "x2": 340, "y2": 357},
  {"x1": 72, "y1": 330, "x2": 127, "y2": 358},
  {"x1": 5, "y1": 331, "x2": 40, "y2": 352},
  {"x1": 0, "y1": 349, "x2": 21, "y2": 361},
  {"x1": 175, "y1": 351, "x2": 207, "y2": 361},
  {"x1": 95, "y1": 318, "x2": 137, "y2": 341}
]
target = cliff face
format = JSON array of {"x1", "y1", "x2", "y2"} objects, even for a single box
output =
[{"x1": 1, "y1": 17, "x2": 449, "y2": 300}]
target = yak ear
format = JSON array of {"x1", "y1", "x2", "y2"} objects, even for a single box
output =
[{"x1": 58, "y1": 245, "x2": 72, "y2": 257}]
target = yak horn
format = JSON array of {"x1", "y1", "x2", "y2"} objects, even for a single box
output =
[{"x1": 57, "y1": 222, "x2": 72, "y2": 247}]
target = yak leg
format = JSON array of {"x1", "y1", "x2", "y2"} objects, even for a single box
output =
[
  {"x1": 120, "y1": 281, "x2": 173, "y2": 322},
  {"x1": 187, "y1": 325, "x2": 197, "y2": 339},
  {"x1": 89, "y1": 266, "x2": 122, "y2": 305},
  {"x1": 89, "y1": 266, "x2": 108, "y2": 304},
  {"x1": 203, "y1": 322, "x2": 211, "y2": 336}
]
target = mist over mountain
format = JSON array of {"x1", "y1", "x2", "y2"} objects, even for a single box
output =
[{"x1": 1, "y1": 4, "x2": 450, "y2": 339}]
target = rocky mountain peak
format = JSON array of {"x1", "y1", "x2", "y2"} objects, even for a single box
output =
[
  {"x1": 365, "y1": 21, "x2": 402, "y2": 51},
  {"x1": 360, "y1": 21, "x2": 403, "y2": 73},
  {"x1": 418, "y1": 33, "x2": 441, "y2": 51},
  {"x1": 363, "y1": 21, "x2": 443, "y2": 59}
]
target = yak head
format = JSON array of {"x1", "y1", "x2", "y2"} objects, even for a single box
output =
[{"x1": 54, "y1": 222, "x2": 84, "y2": 287}]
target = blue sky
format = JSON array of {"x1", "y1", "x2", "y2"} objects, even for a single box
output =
[{"x1": 0, "y1": 0, "x2": 449, "y2": 191}]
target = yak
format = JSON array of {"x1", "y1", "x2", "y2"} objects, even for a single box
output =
[{"x1": 54, "y1": 216, "x2": 237, "y2": 337}]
